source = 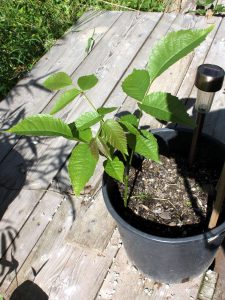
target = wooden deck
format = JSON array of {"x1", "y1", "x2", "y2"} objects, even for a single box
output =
[{"x1": 1, "y1": 9, "x2": 225, "y2": 300}]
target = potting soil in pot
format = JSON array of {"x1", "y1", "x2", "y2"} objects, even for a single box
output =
[{"x1": 118, "y1": 151, "x2": 221, "y2": 238}]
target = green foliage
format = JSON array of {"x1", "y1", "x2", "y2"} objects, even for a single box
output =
[
  {"x1": 0, "y1": 0, "x2": 82, "y2": 100},
  {"x1": 68, "y1": 123, "x2": 93, "y2": 142},
  {"x1": 89, "y1": 138, "x2": 99, "y2": 160},
  {"x1": 43, "y1": 72, "x2": 73, "y2": 91},
  {"x1": 96, "y1": 136, "x2": 112, "y2": 159},
  {"x1": 68, "y1": 143, "x2": 98, "y2": 195},
  {"x1": 101, "y1": 120, "x2": 128, "y2": 155},
  {"x1": 196, "y1": 0, "x2": 214, "y2": 6},
  {"x1": 97, "y1": 107, "x2": 117, "y2": 115},
  {"x1": 104, "y1": 157, "x2": 124, "y2": 183},
  {"x1": 90, "y1": 0, "x2": 166, "y2": 12},
  {"x1": 75, "y1": 111, "x2": 103, "y2": 130},
  {"x1": 50, "y1": 88, "x2": 81, "y2": 114},
  {"x1": 188, "y1": 1, "x2": 225, "y2": 19},
  {"x1": 139, "y1": 92, "x2": 196, "y2": 127},
  {"x1": 7, "y1": 114, "x2": 74, "y2": 139},
  {"x1": 122, "y1": 69, "x2": 150, "y2": 101},
  {"x1": 1, "y1": 0, "x2": 167, "y2": 100},
  {"x1": 6, "y1": 26, "x2": 213, "y2": 205},
  {"x1": 128, "y1": 130, "x2": 160, "y2": 162},
  {"x1": 148, "y1": 26, "x2": 214, "y2": 83},
  {"x1": 77, "y1": 74, "x2": 98, "y2": 90},
  {"x1": 119, "y1": 120, "x2": 139, "y2": 135},
  {"x1": 119, "y1": 114, "x2": 138, "y2": 127}
]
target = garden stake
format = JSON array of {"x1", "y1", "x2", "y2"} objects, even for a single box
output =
[
  {"x1": 208, "y1": 162, "x2": 225, "y2": 229},
  {"x1": 189, "y1": 64, "x2": 224, "y2": 166}
]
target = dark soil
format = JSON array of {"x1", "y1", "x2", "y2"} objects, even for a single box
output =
[{"x1": 118, "y1": 152, "x2": 221, "y2": 238}]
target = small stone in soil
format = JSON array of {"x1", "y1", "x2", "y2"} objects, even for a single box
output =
[{"x1": 159, "y1": 211, "x2": 171, "y2": 220}]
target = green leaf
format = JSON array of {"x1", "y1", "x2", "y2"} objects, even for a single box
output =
[
  {"x1": 97, "y1": 107, "x2": 117, "y2": 115},
  {"x1": 101, "y1": 119, "x2": 128, "y2": 155},
  {"x1": 119, "y1": 120, "x2": 139, "y2": 135},
  {"x1": 128, "y1": 131, "x2": 160, "y2": 162},
  {"x1": 43, "y1": 72, "x2": 73, "y2": 91},
  {"x1": 148, "y1": 26, "x2": 214, "y2": 83},
  {"x1": 119, "y1": 114, "x2": 138, "y2": 127},
  {"x1": 75, "y1": 111, "x2": 103, "y2": 130},
  {"x1": 68, "y1": 123, "x2": 92, "y2": 142},
  {"x1": 7, "y1": 114, "x2": 73, "y2": 139},
  {"x1": 196, "y1": 0, "x2": 214, "y2": 6},
  {"x1": 89, "y1": 138, "x2": 99, "y2": 161},
  {"x1": 96, "y1": 137, "x2": 112, "y2": 159},
  {"x1": 85, "y1": 37, "x2": 95, "y2": 54},
  {"x1": 122, "y1": 69, "x2": 150, "y2": 102},
  {"x1": 140, "y1": 130, "x2": 160, "y2": 162},
  {"x1": 68, "y1": 143, "x2": 98, "y2": 195},
  {"x1": 77, "y1": 74, "x2": 98, "y2": 90},
  {"x1": 50, "y1": 88, "x2": 81, "y2": 114},
  {"x1": 104, "y1": 157, "x2": 124, "y2": 182},
  {"x1": 139, "y1": 92, "x2": 196, "y2": 128}
]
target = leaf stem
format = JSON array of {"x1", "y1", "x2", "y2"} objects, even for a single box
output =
[{"x1": 82, "y1": 92, "x2": 97, "y2": 111}]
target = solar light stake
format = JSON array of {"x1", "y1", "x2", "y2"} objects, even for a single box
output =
[
  {"x1": 188, "y1": 64, "x2": 224, "y2": 166},
  {"x1": 209, "y1": 162, "x2": 225, "y2": 229}
]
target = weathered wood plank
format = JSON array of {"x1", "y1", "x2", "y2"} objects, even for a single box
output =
[
  {"x1": 0, "y1": 11, "x2": 121, "y2": 162},
  {"x1": 214, "y1": 246, "x2": 225, "y2": 300},
  {"x1": 1, "y1": 11, "x2": 120, "y2": 116},
  {"x1": 1, "y1": 157, "x2": 104, "y2": 292},
  {"x1": 0, "y1": 190, "x2": 66, "y2": 290},
  {"x1": 96, "y1": 245, "x2": 155, "y2": 300},
  {"x1": 43, "y1": 230, "x2": 120, "y2": 300},
  {"x1": 180, "y1": 0, "x2": 196, "y2": 13},
  {"x1": 66, "y1": 190, "x2": 116, "y2": 252},
  {"x1": 4, "y1": 192, "x2": 75, "y2": 298}
]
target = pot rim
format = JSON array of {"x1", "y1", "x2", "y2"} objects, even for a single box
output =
[{"x1": 102, "y1": 127, "x2": 225, "y2": 245}]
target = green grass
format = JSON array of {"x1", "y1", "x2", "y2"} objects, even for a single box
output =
[{"x1": 0, "y1": 0, "x2": 167, "y2": 101}]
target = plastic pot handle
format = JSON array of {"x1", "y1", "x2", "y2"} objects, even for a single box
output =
[{"x1": 207, "y1": 230, "x2": 225, "y2": 244}]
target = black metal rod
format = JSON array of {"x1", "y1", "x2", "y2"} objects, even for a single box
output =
[{"x1": 188, "y1": 112, "x2": 205, "y2": 166}]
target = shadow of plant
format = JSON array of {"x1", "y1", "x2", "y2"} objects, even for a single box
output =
[{"x1": 0, "y1": 222, "x2": 18, "y2": 287}]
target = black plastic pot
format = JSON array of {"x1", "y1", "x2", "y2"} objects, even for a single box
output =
[{"x1": 102, "y1": 128, "x2": 225, "y2": 283}]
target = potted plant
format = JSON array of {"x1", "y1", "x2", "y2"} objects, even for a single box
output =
[{"x1": 6, "y1": 25, "x2": 225, "y2": 283}]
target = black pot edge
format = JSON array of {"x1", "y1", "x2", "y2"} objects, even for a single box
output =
[{"x1": 102, "y1": 128, "x2": 225, "y2": 245}]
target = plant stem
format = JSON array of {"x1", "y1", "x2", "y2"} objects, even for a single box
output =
[
  {"x1": 123, "y1": 173, "x2": 129, "y2": 207},
  {"x1": 82, "y1": 92, "x2": 98, "y2": 111}
]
